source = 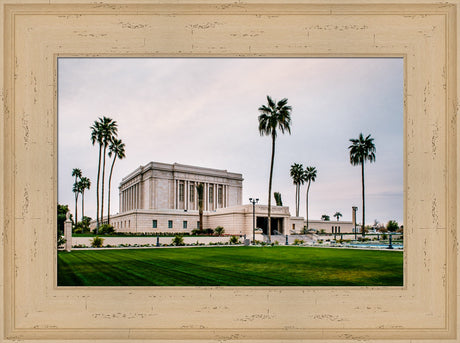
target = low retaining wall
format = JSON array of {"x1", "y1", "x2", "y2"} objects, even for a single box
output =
[{"x1": 72, "y1": 234, "x2": 266, "y2": 247}]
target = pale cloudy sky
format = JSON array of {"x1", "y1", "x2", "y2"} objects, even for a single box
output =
[{"x1": 58, "y1": 58, "x2": 403, "y2": 225}]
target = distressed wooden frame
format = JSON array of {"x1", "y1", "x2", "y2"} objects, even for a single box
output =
[{"x1": 0, "y1": 0, "x2": 458, "y2": 342}]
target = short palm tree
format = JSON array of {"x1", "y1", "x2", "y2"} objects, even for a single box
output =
[
  {"x1": 107, "y1": 138, "x2": 126, "y2": 225},
  {"x1": 72, "y1": 182, "x2": 81, "y2": 227},
  {"x1": 258, "y1": 95, "x2": 292, "y2": 242},
  {"x1": 196, "y1": 183, "x2": 204, "y2": 230},
  {"x1": 334, "y1": 211, "x2": 342, "y2": 221},
  {"x1": 71, "y1": 168, "x2": 82, "y2": 226},
  {"x1": 348, "y1": 133, "x2": 376, "y2": 236},
  {"x1": 304, "y1": 166, "x2": 317, "y2": 229},
  {"x1": 79, "y1": 177, "x2": 91, "y2": 221},
  {"x1": 290, "y1": 163, "x2": 304, "y2": 217}
]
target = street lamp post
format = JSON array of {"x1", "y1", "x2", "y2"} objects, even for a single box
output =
[
  {"x1": 352, "y1": 206, "x2": 358, "y2": 240},
  {"x1": 249, "y1": 198, "x2": 259, "y2": 244}
]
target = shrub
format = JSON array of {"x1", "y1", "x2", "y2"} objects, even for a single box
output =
[
  {"x1": 214, "y1": 226, "x2": 225, "y2": 236},
  {"x1": 171, "y1": 235, "x2": 185, "y2": 246},
  {"x1": 99, "y1": 224, "x2": 115, "y2": 235},
  {"x1": 229, "y1": 235, "x2": 240, "y2": 244},
  {"x1": 386, "y1": 220, "x2": 399, "y2": 232},
  {"x1": 191, "y1": 228, "x2": 202, "y2": 235},
  {"x1": 74, "y1": 216, "x2": 92, "y2": 233},
  {"x1": 57, "y1": 235, "x2": 66, "y2": 248},
  {"x1": 293, "y1": 239, "x2": 304, "y2": 245},
  {"x1": 204, "y1": 228, "x2": 214, "y2": 235},
  {"x1": 91, "y1": 236, "x2": 104, "y2": 248}
]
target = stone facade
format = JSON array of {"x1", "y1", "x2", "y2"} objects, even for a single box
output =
[
  {"x1": 118, "y1": 162, "x2": 243, "y2": 213},
  {"x1": 107, "y1": 204, "x2": 295, "y2": 236},
  {"x1": 300, "y1": 219, "x2": 355, "y2": 234}
]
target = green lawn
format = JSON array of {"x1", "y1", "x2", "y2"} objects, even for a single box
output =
[{"x1": 57, "y1": 246, "x2": 403, "y2": 287}]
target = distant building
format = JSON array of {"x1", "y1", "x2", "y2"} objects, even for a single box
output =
[{"x1": 99, "y1": 161, "x2": 356, "y2": 236}]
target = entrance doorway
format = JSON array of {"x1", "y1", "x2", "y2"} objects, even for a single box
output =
[{"x1": 256, "y1": 217, "x2": 284, "y2": 235}]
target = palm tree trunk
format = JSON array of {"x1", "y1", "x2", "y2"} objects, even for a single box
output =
[
  {"x1": 81, "y1": 190, "x2": 85, "y2": 220},
  {"x1": 74, "y1": 194, "x2": 78, "y2": 226},
  {"x1": 101, "y1": 145, "x2": 107, "y2": 225},
  {"x1": 306, "y1": 181, "x2": 311, "y2": 229},
  {"x1": 267, "y1": 134, "x2": 276, "y2": 243},
  {"x1": 298, "y1": 184, "x2": 301, "y2": 217},
  {"x1": 361, "y1": 161, "x2": 365, "y2": 237},
  {"x1": 295, "y1": 183, "x2": 298, "y2": 217},
  {"x1": 96, "y1": 145, "x2": 102, "y2": 231},
  {"x1": 107, "y1": 156, "x2": 117, "y2": 226}
]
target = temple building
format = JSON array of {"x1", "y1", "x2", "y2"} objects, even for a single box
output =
[
  {"x1": 118, "y1": 161, "x2": 243, "y2": 213},
  {"x1": 101, "y1": 161, "x2": 355, "y2": 236}
]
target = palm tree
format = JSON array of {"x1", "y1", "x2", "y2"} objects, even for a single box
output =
[
  {"x1": 334, "y1": 211, "x2": 342, "y2": 221},
  {"x1": 71, "y1": 168, "x2": 82, "y2": 226},
  {"x1": 91, "y1": 117, "x2": 118, "y2": 230},
  {"x1": 304, "y1": 166, "x2": 317, "y2": 229},
  {"x1": 348, "y1": 133, "x2": 376, "y2": 237},
  {"x1": 196, "y1": 183, "x2": 204, "y2": 230},
  {"x1": 99, "y1": 117, "x2": 118, "y2": 225},
  {"x1": 258, "y1": 95, "x2": 292, "y2": 242},
  {"x1": 90, "y1": 120, "x2": 103, "y2": 229},
  {"x1": 274, "y1": 192, "x2": 283, "y2": 206},
  {"x1": 79, "y1": 177, "x2": 91, "y2": 221},
  {"x1": 72, "y1": 182, "x2": 81, "y2": 227},
  {"x1": 107, "y1": 138, "x2": 126, "y2": 225},
  {"x1": 290, "y1": 163, "x2": 304, "y2": 217}
]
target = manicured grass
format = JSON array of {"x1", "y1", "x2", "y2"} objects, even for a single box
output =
[{"x1": 57, "y1": 246, "x2": 403, "y2": 287}]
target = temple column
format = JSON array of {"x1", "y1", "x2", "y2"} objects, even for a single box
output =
[
  {"x1": 215, "y1": 184, "x2": 218, "y2": 210},
  {"x1": 173, "y1": 178, "x2": 176, "y2": 209},
  {"x1": 175, "y1": 180, "x2": 178, "y2": 209},
  {"x1": 205, "y1": 183, "x2": 208, "y2": 211},
  {"x1": 130, "y1": 187, "x2": 133, "y2": 211},
  {"x1": 185, "y1": 180, "x2": 188, "y2": 210},
  {"x1": 194, "y1": 182, "x2": 198, "y2": 211}
]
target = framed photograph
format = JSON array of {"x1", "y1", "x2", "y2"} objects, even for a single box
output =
[{"x1": 1, "y1": 0, "x2": 458, "y2": 342}]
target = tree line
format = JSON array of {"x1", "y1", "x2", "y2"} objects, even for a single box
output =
[{"x1": 70, "y1": 116, "x2": 126, "y2": 233}]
